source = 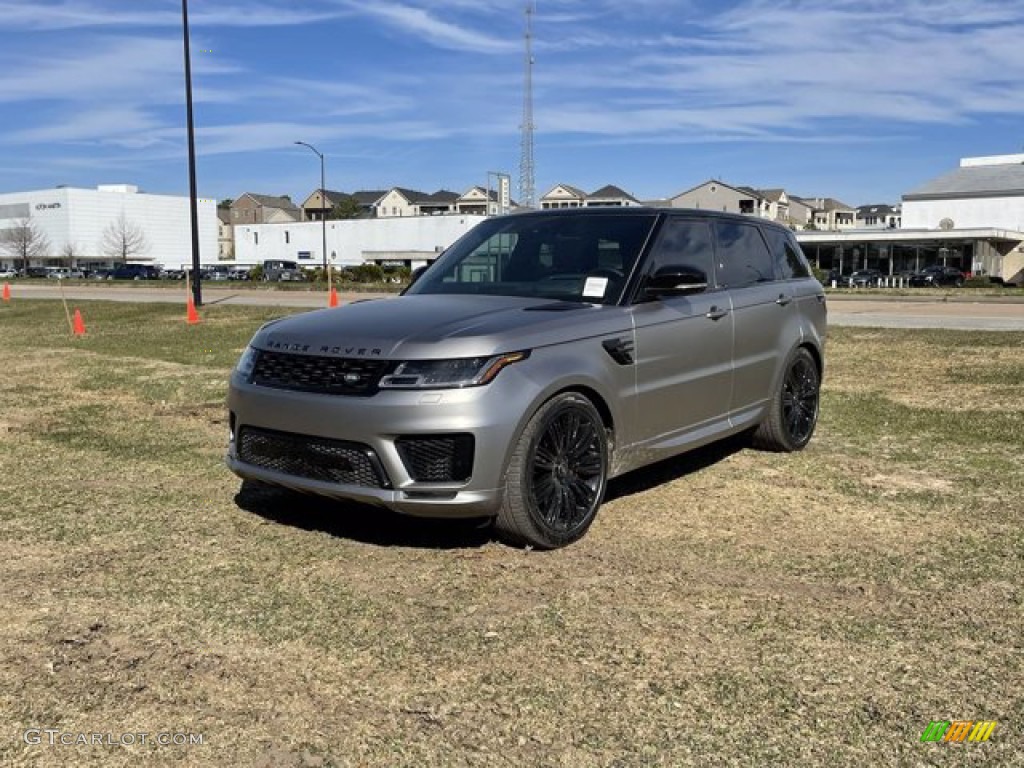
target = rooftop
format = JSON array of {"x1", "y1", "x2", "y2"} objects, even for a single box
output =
[{"x1": 904, "y1": 158, "x2": 1024, "y2": 200}]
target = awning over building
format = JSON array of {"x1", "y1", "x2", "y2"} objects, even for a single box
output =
[{"x1": 795, "y1": 228, "x2": 1024, "y2": 280}]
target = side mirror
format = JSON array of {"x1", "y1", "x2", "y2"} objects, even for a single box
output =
[{"x1": 644, "y1": 266, "x2": 708, "y2": 298}]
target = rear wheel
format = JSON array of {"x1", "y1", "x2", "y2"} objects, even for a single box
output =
[
  {"x1": 752, "y1": 347, "x2": 820, "y2": 452},
  {"x1": 495, "y1": 393, "x2": 609, "y2": 549}
]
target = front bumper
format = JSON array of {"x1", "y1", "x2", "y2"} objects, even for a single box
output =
[{"x1": 225, "y1": 366, "x2": 544, "y2": 518}]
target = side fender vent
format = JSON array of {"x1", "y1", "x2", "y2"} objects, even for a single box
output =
[{"x1": 602, "y1": 337, "x2": 634, "y2": 365}]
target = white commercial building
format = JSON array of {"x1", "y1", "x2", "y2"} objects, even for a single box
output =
[
  {"x1": 902, "y1": 154, "x2": 1024, "y2": 231},
  {"x1": 0, "y1": 185, "x2": 217, "y2": 269},
  {"x1": 233, "y1": 214, "x2": 489, "y2": 269}
]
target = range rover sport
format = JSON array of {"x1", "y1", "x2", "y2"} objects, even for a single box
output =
[{"x1": 227, "y1": 208, "x2": 826, "y2": 549}]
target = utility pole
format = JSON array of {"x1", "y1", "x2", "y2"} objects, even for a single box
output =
[{"x1": 518, "y1": 2, "x2": 536, "y2": 209}]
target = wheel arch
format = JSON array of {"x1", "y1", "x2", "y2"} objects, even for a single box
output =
[
  {"x1": 800, "y1": 340, "x2": 824, "y2": 378},
  {"x1": 556, "y1": 383, "x2": 615, "y2": 432}
]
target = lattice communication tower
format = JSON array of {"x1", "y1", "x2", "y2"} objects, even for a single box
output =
[{"x1": 518, "y1": 2, "x2": 536, "y2": 209}]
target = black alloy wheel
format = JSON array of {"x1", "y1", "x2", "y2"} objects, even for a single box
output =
[
  {"x1": 496, "y1": 393, "x2": 609, "y2": 549},
  {"x1": 781, "y1": 353, "x2": 820, "y2": 447},
  {"x1": 752, "y1": 347, "x2": 821, "y2": 452}
]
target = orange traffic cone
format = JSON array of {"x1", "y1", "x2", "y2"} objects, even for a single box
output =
[
  {"x1": 2, "y1": 282, "x2": 9, "y2": 302},
  {"x1": 72, "y1": 308, "x2": 86, "y2": 336},
  {"x1": 186, "y1": 295, "x2": 200, "y2": 325},
  {"x1": 328, "y1": 286, "x2": 339, "y2": 308}
]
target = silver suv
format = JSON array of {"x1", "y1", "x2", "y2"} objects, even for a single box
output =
[{"x1": 227, "y1": 209, "x2": 826, "y2": 548}]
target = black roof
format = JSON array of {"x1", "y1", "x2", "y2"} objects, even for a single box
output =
[{"x1": 508, "y1": 205, "x2": 796, "y2": 232}]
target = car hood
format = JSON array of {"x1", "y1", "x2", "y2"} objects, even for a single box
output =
[{"x1": 253, "y1": 295, "x2": 632, "y2": 359}]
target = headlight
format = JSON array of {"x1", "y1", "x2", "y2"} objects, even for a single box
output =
[
  {"x1": 235, "y1": 345, "x2": 258, "y2": 380},
  {"x1": 379, "y1": 351, "x2": 529, "y2": 389}
]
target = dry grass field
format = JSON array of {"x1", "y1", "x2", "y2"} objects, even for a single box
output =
[{"x1": 1, "y1": 299, "x2": 1021, "y2": 767}]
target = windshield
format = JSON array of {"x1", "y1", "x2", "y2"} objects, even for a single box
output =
[{"x1": 405, "y1": 211, "x2": 659, "y2": 305}]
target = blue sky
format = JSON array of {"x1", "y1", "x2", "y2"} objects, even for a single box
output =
[{"x1": 2, "y1": 0, "x2": 1023, "y2": 208}]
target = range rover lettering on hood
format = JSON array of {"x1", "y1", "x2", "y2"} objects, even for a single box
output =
[{"x1": 265, "y1": 339, "x2": 383, "y2": 356}]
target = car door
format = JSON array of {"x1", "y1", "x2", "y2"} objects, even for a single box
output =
[
  {"x1": 712, "y1": 220, "x2": 791, "y2": 421},
  {"x1": 626, "y1": 216, "x2": 734, "y2": 454}
]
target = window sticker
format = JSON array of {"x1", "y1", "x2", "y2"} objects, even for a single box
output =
[{"x1": 582, "y1": 276, "x2": 608, "y2": 298}]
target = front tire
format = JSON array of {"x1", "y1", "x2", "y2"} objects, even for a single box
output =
[
  {"x1": 752, "y1": 347, "x2": 820, "y2": 452},
  {"x1": 495, "y1": 393, "x2": 609, "y2": 549}
]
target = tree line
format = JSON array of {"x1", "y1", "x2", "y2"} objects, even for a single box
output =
[{"x1": 0, "y1": 213, "x2": 149, "y2": 270}]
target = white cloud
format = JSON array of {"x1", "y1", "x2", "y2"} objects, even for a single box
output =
[
  {"x1": 524, "y1": 0, "x2": 1024, "y2": 142},
  {"x1": 0, "y1": 0, "x2": 352, "y2": 29},
  {"x1": 3, "y1": 0, "x2": 1024, "y2": 201},
  {"x1": 331, "y1": 0, "x2": 518, "y2": 53},
  {"x1": 0, "y1": 36, "x2": 184, "y2": 104},
  {"x1": 8, "y1": 106, "x2": 167, "y2": 144}
]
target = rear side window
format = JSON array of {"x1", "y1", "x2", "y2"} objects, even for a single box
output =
[
  {"x1": 712, "y1": 221, "x2": 774, "y2": 288},
  {"x1": 762, "y1": 228, "x2": 811, "y2": 280}
]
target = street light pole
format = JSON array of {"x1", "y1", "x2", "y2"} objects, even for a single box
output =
[
  {"x1": 182, "y1": 0, "x2": 202, "y2": 306},
  {"x1": 295, "y1": 141, "x2": 327, "y2": 274}
]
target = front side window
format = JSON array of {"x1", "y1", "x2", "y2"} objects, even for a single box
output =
[
  {"x1": 712, "y1": 221, "x2": 774, "y2": 288},
  {"x1": 641, "y1": 218, "x2": 716, "y2": 288},
  {"x1": 406, "y1": 213, "x2": 658, "y2": 305}
]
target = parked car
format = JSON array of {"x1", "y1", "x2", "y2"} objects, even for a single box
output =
[
  {"x1": 87, "y1": 268, "x2": 114, "y2": 280},
  {"x1": 848, "y1": 269, "x2": 883, "y2": 288},
  {"x1": 227, "y1": 208, "x2": 827, "y2": 549},
  {"x1": 46, "y1": 267, "x2": 85, "y2": 279},
  {"x1": 909, "y1": 265, "x2": 965, "y2": 287},
  {"x1": 0, "y1": 266, "x2": 18, "y2": 279},
  {"x1": 25, "y1": 267, "x2": 50, "y2": 278},
  {"x1": 228, "y1": 267, "x2": 252, "y2": 281},
  {"x1": 262, "y1": 259, "x2": 305, "y2": 282},
  {"x1": 111, "y1": 264, "x2": 161, "y2": 280},
  {"x1": 160, "y1": 268, "x2": 185, "y2": 280}
]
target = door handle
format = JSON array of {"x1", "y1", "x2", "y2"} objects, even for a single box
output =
[
  {"x1": 705, "y1": 306, "x2": 729, "y2": 321},
  {"x1": 775, "y1": 294, "x2": 792, "y2": 306}
]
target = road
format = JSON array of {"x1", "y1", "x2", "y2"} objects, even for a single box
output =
[
  {"x1": 822, "y1": 296, "x2": 1023, "y2": 331},
  {"x1": 6, "y1": 283, "x2": 1024, "y2": 331}
]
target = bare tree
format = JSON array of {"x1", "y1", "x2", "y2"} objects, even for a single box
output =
[
  {"x1": 60, "y1": 241, "x2": 81, "y2": 267},
  {"x1": 101, "y1": 213, "x2": 149, "y2": 262},
  {"x1": 0, "y1": 218, "x2": 51, "y2": 272}
]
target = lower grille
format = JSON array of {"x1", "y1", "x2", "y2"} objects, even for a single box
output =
[
  {"x1": 396, "y1": 434, "x2": 474, "y2": 482},
  {"x1": 237, "y1": 427, "x2": 389, "y2": 488}
]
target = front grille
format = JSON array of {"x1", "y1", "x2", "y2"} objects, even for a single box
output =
[
  {"x1": 252, "y1": 350, "x2": 389, "y2": 396},
  {"x1": 396, "y1": 434, "x2": 474, "y2": 482},
  {"x1": 238, "y1": 427, "x2": 389, "y2": 488}
]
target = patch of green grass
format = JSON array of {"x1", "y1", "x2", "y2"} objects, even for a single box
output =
[
  {"x1": 73, "y1": 354, "x2": 227, "y2": 406},
  {"x1": 824, "y1": 390, "x2": 1023, "y2": 452},
  {"x1": 0, "y1": 299, "x2": 300, "y2": 368},
  {"x1": 828, "y1": 324, "x2": 1024, "y2": 349},
  {"x1": 946, "y1": 361, "x2": 1024, "y2": 386},
  {"x1": 36, "y1": 402, "x2": 213, "y2": 464}
]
